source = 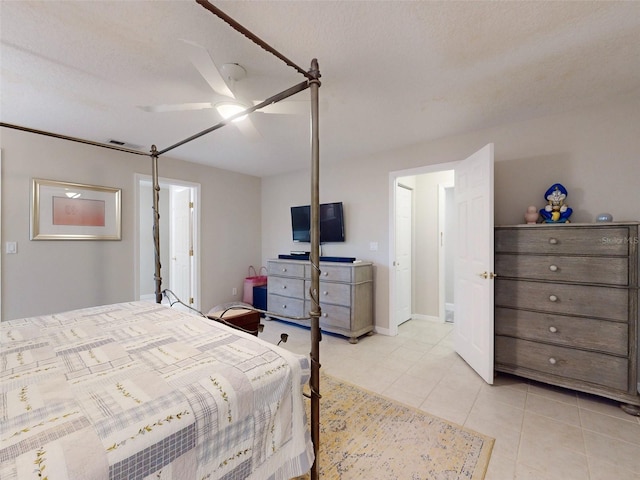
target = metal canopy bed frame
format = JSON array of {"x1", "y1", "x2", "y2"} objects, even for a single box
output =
[{"x1": 1, "y1": 1, "x2": 324, "y2": 478}]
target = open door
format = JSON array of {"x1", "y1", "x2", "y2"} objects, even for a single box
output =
[
  {"x1": 453, "y1": 144, "x2": 495, "y2": 384},
  {"x1": 169, "y1": 186, "x2": 194, "y2": 311},
  {"x1": 395, "y1": 183, "x2": 413, "y2": 326}
]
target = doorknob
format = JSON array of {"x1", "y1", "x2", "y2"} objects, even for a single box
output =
[{"x1": 478, "y1": 271, "x2": 497, "y2": 279}]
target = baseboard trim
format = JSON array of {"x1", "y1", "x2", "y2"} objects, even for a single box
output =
[
  {"x1": 412, "y1": 313, "x2": 444, "y2": 323},
  {"x1": 375, "y1": 312, "x2": 446, "y2": 337},
  {"x1": 374, "y1": 326, "x2": 393, "y2": 336}
]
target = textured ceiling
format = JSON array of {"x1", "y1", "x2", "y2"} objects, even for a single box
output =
[{"x1": 1, "y1": 1, "x2": 639, "y2": 177}]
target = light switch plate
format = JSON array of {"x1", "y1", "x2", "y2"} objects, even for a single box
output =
[{"x1": 6, "y1": 241, "x2": 17, "y2": 254}]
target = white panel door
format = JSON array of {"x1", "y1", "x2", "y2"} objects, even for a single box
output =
[
  {"x1": 170, "y1": 186, "x2": 192, "y2": 309},
  {"x1": 454, "y1": 144, "x2": 495, "y2": 384},
  {"x1": 395, "y1": 184, "x2": 412, "y2": 326}
]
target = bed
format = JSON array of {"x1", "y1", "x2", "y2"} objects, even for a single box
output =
[
  {"x1": 0, "y1": 1, "x2": 324, "y2": 478},
  {"x1": 0, "y1": 301, "x2": 313, "y2": 479}
]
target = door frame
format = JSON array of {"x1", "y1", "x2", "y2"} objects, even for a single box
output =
[
  {"x1": 388, "y1": 161, "x2": 459, "y2": 336},
  {"x1": 134, "y1": 174, "x2": 201, "y2": 310},
  {"x1": 438, "y1": 182, "x2": 455, "y2": 323}
]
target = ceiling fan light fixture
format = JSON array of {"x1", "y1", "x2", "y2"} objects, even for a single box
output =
[{"x1": 216, "y1": 102, "x2": 248, "y2": 123}]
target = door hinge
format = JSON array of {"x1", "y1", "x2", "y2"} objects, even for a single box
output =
[
  {"x1": 189, "y1": 297, "x2": 194, "y2": 304},
  {"x1": 189, "y1": 201, "x2": 194, "y2": 209},
  {"x1": 189, "y1": 248, "x2": 194, "y2": 256}
]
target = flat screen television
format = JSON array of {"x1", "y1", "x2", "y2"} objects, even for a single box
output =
[{"x1": 291, "y1": 202, "x2": 345, "y2": 243}]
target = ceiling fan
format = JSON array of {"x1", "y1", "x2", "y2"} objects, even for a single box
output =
[{"x1": 139, "y1": 40, "x2": 309, "y2": 140}]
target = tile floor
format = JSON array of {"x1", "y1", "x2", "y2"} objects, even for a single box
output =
[{"x1": 259, "y1": 317, "x2": 640, "y2": 480}]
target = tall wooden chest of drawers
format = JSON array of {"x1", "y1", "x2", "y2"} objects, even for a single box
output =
[
  {"x1": 267, "y1": 259, "x2": 374, "y2": 343},
  {"x1": 494, "y1": 223, "x2": 639, "y2": 412}
]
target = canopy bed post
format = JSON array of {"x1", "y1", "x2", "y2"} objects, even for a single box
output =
[
  {"x1": 151, "y1": 144, "x2": 163, "y2": 303},
  {"x1": 308, "y1": 58, "x2": 322, "y2": 480}
]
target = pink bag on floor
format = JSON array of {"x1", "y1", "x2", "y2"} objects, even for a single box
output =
[{"x1": 243, "y1": 266, "x2": 267, "y2": 305}]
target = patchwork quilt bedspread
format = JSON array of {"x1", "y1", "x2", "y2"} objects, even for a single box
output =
[{"x1": 0, "y1": 301, "x2": 313, "y2": 479}]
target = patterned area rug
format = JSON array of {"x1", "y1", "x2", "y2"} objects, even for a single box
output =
[{"x1": 293, "y1": 374, "x2": 494, "y2": 480}]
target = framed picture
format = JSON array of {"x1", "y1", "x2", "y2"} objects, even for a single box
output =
[{"x1": 31, "y1": 178, "x2": 122, "y2": 240}]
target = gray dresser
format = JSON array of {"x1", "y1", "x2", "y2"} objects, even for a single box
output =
[
  {"x1": 267, "y1": 259, "x2": 374, "y2": 343},
  {"x1": 494, "y1": 222, "x2": 639, "y2": 413}
]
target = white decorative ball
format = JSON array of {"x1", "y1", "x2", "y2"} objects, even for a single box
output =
[{"x1": 596, "y1": 213, "x2": 613, "y2": 222}]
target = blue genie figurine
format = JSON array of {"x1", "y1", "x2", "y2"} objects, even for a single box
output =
[{"x1": 540, "y1": 183, "x2": 572, "y2": 223}]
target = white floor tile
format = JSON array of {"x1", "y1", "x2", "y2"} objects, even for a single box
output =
[{"x1": 261, "y1": 318, "x2": 639, "y2": 479}]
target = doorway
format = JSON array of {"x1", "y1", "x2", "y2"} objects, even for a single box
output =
[
  {"x1": 389, "y1": 145, "x2": 495, "y2": 383},
  {"x1": 390, "y1": 167, "x2": 455, "y2": 334},
  {"x1": 135, "y1": 175, "x2": 201, "y2": 311}
]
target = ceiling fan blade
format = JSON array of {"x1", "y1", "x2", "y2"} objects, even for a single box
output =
[
  {"x1": 180, "y1": 39, "x2": 235, "y2": 99},
  {"x1": 234, "y1": 117, "x2": 262, "y2": 141},
  {"x1": 138, "y1": 102, "x2": 214, "y2": 113}
]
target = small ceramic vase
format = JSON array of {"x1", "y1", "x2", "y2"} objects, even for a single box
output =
[
  {"x1": 596, "y1": 213, "x2": 613, "y2": 222},
  {"x1": 524, "y1": 206, "x2": 539, "y2": 224}
]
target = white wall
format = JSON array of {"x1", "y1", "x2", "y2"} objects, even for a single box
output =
[
  {"x1": 260, "y1": 94, "x2": 640, "y2": 332},
  {"x1": 3, "y1": 94, "x2": 637, "y2": 324},
  {"x1": 1, "y1": 127, "x2": 262, "y2": 320}
]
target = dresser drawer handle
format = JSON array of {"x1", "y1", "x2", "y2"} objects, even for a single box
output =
[
  {"x1": 282, "y1": 304, "x2": 287, "y2": 309},
  {"x1": 549, "y1": 295, "x2": 558, "y2": 302},
  {"x1": 549, "y1": 326, "x2": 558, "y2": 333},
  {"x1": 323, "y1": 291, "x2": 328, "y2": 296},
  {"x1": 549, "y1": 264, "x2": 558, "y2": 272},
  {"x1": 323, "y1": 272, "x2": 329, "y2": 276},
  {"x1": 548, "y1": 357, "x2": 557, "y2": 365},
  {"x1": 323, "y1": 313, "x2": 328, "y2": 317},
  {"x1": 549, "y1": 238, "x2": 558, "y2": 245},
  {"x1": 282, "y1": 285, "x2": 287, "y2": 289}
]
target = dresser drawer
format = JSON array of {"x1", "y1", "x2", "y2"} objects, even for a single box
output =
[
  {"x1": 495, "y1": 227, "x2": 630, "y2": 255},
  {"x1": 495, "y1": 307, "x2": 628, "y2": 356},
  {"x1": 495, "y1": 279, "x2": 629, "y2": 321},
  {"x1": 315, "y1": 264, "x2": 353, "y2": 282},
  {"x1": 305, "y1": 281, "x2": 351, "y2": 306},
  {"x1": 495, "y1": 336, "x2": 629, "y2": 391},
  {"x1": 267, "y1": 276, "x2": 305, "y2": 299},
  {"x1": 267, "y1": 294, "x2": 305, "y2": 318},
  {"x1": 495, "y1": 254, "x2": 629, "y2": 285},
  {"x1": 318, "y1": 302, "x2": 351, "y2": 331},
  {"x1": 268, "y1": 261, "x2": 305, "y2": 278}
]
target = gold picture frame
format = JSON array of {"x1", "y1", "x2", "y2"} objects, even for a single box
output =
[{"x1": 31, "y1": 178, "x2": 122, "y2": 240}]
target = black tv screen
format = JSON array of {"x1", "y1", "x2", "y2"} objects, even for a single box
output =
[
  {"x1": 291, "y1": 202, "x2": 345, "y2": 243},
  {"x1": 291, "y1": 205, "x2": 311, "y2": 242}
]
